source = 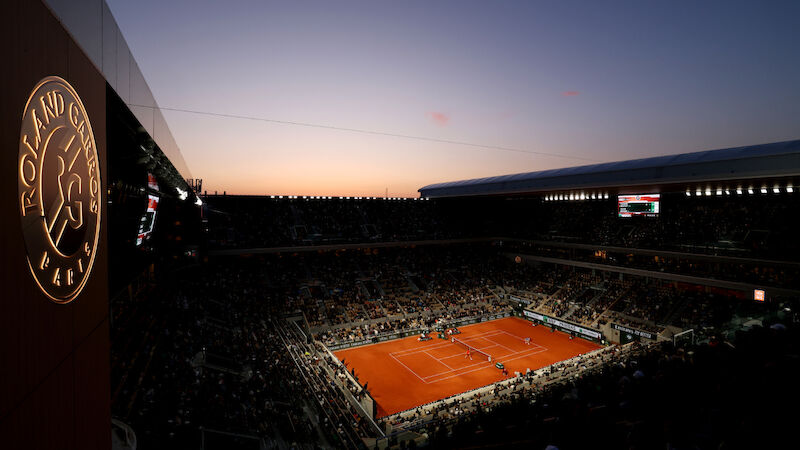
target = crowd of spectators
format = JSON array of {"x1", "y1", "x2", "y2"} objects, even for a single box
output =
[
  {"x1": 508, "y1": 240, "x2": 800, "y2": 290},
  {"x1": 110, "y1": 264, "x2": 371, "y2": 449},
  {"x1": 111, "y1": 235, "x2": 797, "y2": 449},
  {"x1": 204, "y1": 192, "x2": 800, "y2": 261},
  {"x1": 203, "y1": 196, "x2": 463, "y2": 248}
]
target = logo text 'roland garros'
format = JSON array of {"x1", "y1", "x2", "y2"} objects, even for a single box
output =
[{"x1": 18, "y1": 76, "x2": 101, "y2": 304}]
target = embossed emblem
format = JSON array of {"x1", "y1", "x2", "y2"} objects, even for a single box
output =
[{"x1": 18, "y1": 76, "x2": 101, "y2": 303}]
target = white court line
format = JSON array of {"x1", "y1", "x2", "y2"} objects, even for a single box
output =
[
  {"x1": 389, "y1": 352, "x2": 428, "y2": 383},
  {"x1": 497, "y1": 329, "x2": 549, "y2": 350},
  {"x1": 421, "y1": 359, "x2": 490, "y2": 379},
  {"x1": 438, "y1": 343, "x2": 501, "y2": 361},
  {"x1": 424, "y1": 350, "x2": 454, "y2": 370},
  {"x1": 423, "y1": 345, "x2": 548, "y2": 383},
  {"x1": 426, "y1": 347, "x2": 549, "y2": 383},
  {"x1": 389, "y1": 330, "x2": 504, "y2": 357},
  {"x1": 492, "y1": 347, "x2": 549, "y2": 366},
  {"x1": 389, "y1": 325, "x2": 558, "y2": 383},
  {"x1": 495, "y1": 330, "x2": 550, "y2": 352},
  {"x1": 481, "y1": 337, "x2": 515, "y2": 353}
]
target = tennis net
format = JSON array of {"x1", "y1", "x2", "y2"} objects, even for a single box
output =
[{"x1": 451, "y1": 337, "x2": 492, "y2": 362}]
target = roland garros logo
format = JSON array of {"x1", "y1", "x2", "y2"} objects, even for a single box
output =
[{"x1": 18, "y1": 76, "x2": 101, "y2": 304}]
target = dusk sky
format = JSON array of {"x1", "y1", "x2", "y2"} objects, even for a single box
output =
[{"x1": 106, "y1": 0, "x2": 800, "y2": 197}]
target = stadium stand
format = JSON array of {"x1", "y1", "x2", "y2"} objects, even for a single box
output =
[{"x1": 110, "y1": 141, "x2": 800, "y2": 448}]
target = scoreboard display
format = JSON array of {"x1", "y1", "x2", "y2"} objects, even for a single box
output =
[
  {"x1": 136, "y1": 194, "x2": 160, "y2": 246},
  {"x1": 137, "y1": 173, "x2": 161, "y2": 246},
  {"x1": 618, "y1": 194, "x2": 660, "y2": 217}
]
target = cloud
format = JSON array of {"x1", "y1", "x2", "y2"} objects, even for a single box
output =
[
  {"x1": 428, "y1": 111, "x2": 450, "y2": 126},
  {"x1": 562, "y1": 91, "x2": 580, "y2": 97}
]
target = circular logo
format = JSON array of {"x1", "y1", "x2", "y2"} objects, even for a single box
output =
[{"x1": 18, "y1": 76, "x2": 101, "y2": 304}]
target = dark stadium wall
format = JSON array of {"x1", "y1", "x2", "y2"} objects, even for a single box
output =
[{"x1": 0, "y1": 0, "x2": 110, "y2": 448}]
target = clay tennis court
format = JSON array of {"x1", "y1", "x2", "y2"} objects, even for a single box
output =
[{"x1": 333, "y1": 316, "x2": 601, "y2": 417}]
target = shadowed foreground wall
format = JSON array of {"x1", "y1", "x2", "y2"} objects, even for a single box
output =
[{"x1": 0, "y1": 0, "x2": 110, "y2": 448}]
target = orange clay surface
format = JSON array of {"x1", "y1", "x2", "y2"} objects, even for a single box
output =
[{"x1": 334, "y1": 316, "x2": 602, "y2": 417}]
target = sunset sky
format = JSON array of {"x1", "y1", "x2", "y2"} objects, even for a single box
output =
[{"x1": 106, "y1": 0, "x2": 800, "y2": 197}]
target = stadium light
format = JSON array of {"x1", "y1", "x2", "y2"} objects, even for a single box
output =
[
  {"x1": 580, "y1": 193, "x2": 585, "y2": 200},
  {"x1": 604, "y1": 193, "x2": 609, "y2": 199},
  {"x1": 175, "y1": 187, "x2": 188, "y2": 201},
  {"x1": 716, "y1": 189, "x2": 722, "y2": 196},
  {"x1": 685, "y1": 190, "x2": 691, "y2": 196},
  {"x1": 725, "y1": 189, "x2": 730, "y2": 195},
  {"x1": 760, "y1": 187, "x2": 767, "y2": 194},
  {"x1": 788, "y1": 186, "x2": 794, "y2": 193},
  {"x1": 696, "y1": 189, "x2": 702, "y2": 196},
  {"x1": 736, "y1": 188, "x2": 742, "y2": 195},
  {"x1": 773, "y1": 187, "x2": 780, "y2": 194},
  {"x1": 747, "y1": 188, "x2": 754, "y2": 194},
  {"x1": 195, "y1": 197, "x2": 203, "y2": 206},
  {"x1": 705, "y1": 189, "x2": 712, "y2": 196}
]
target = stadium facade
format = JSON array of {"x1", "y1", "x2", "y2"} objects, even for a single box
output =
[{"x1": 0, "y1": 0, "x2": 199, "y2": 448}]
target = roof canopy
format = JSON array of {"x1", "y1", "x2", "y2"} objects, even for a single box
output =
[{"x1": 419, "y1": 139, "x2": 800, "y2": 198}]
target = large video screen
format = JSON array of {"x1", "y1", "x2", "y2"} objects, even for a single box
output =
[
  {"x1": 136, "y1": 194, "x2": 160, "y2": 246},
  {"x1": 618, "y1": 194, "x2": 660, "y2": 217},
  {"x1": 147, "y1": 173, "x2": 160, "y2": 191}
]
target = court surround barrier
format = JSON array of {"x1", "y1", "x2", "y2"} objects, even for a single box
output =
[
  {"x1": 523, "y1": 309, "x2": 603, "y2": 342},
  {"x1": 611, "y1": 322, "x2": 656, "y2": 342}
]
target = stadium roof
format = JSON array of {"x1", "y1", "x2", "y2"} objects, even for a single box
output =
[
  {"x1": 44, "y1": 0, "x2": 192, "y2": 182},
  {"x1": 419, "y1": 139, "x2": 800, "y2": 198}
]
